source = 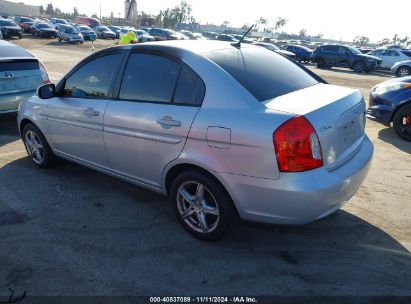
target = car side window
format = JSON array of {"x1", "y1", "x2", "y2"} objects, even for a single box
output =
[
  {"x1": 337, "y1": 47, "x2": 347, "y2": 54},
  {"x1": 119, "y1": 53, "x2": 180, "y2": 103},
  {"x1": 63, "y1": 53, "x2": 123, "y2": 98},
  {"x1": 173, "y1": 67, "x2": 205, "y2": 106}
]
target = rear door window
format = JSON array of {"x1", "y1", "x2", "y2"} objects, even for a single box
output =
[
  {"x1": 173, "y1": 68, "x2": 205, "y2": 106},
  {"x1": 119, "y1": 53, "x2": 180, "y2": 103},
  {"x1": 205, "y1": 47, "x2": 318, "y2": 102}
]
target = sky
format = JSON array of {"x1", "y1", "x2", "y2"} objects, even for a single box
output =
[{"x1": 9, "y1": 0, "x2": 410, "y2": 42}]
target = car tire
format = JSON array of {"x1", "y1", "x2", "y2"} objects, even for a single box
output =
[
  {"x1": 22, "y1": 123, "x2": 57, "y2": 168},
  {"x1": 58, "y1": 37, "x2": 62, "y2": 42},
  {"x1": 67, "y1": 38, "x2": 70, "y2": 44},
  {"x1": 397, "y1": 66, "x2": 411, "y2": 78},
  {"x1": 352, "y1": 61, "x2": 365, "y2": 73},
  {"x1": 170, "y1": 169, "x2": 236, "y2": 241},
  {"x1": 393, "y1": 103, "x2": 411, "y2": 142}
]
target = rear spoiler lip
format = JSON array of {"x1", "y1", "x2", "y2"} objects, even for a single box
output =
[{"x1": 0, "y1": 57, "x2": 38, "y2": 62}]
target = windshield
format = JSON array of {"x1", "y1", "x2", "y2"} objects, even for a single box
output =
[
  {"x1": 0, "y1": 20, "x2": 18, "y2": 26},
  {"x1": 100, "y1": 26, "x2": 110, "y2": 31},
  {"x1": 20, "y1": 17, "x2": 33, "y2": 23},
  {"x1": 38, "y1": 23, "x2": 52, "y2": 29},
  {"x1": 56, "y1": 19, "x2": 68, "y2": 24},
  {"x1": 136, "y1": 30, "x2": 149, "y2": 35},
  {"x1": 79, "y1": 26, "x2": 90, "y2": 31},
  {"x1": 346, "y1": 46, "x2": 362, "y2": 55},
  {"x1": 205, "y1": 47, "x2": 318, "y2": 102},
  {"x1": 66, "y1": 27, "x2": 79, "y2": 34}
]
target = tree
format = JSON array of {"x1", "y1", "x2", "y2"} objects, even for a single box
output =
[
  {"x1": 45, "y1": 3, "x2": 54, "y2": 16},
  {"x1": 353, "y1": 36, "x2": 370, "y2": 47},
  {"x1": 222, "y1": 20, "x2": 230, "y2": 28},
  {"x1": 274, "y1": 17, "x2": 287, "y2": 31},
  {"x1": 73, "y1": 7, "x2": 79, "y2": 17},
  {"x1": 39, "y1": 5, "x2": 44, "y2": 15},
  {"x1": 255, "y1": 17, "x2": 267, "y2": 32},
  {"x1": 156, "y1": 1, "x2": 196, "y2": 29},
  {"x1": 299, "y1": 29, "x2": 307, "y2": 38},
  {"x1": 378, "y1": 38, "x2": 390, "y2": 46}
]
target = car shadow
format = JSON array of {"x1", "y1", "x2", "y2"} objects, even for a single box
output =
[
  {"x1": 0, "y1": 156, "x2": 410, "y2": 295},
  {"x1": 0, "y1": 113, "x2": 20, "y2": 148},
  {"x1": 306, "y1": 64, "x2": 394, "y2": 78},
  {"x1": 378, "y1": 127, "x2": 411, "y2": 154}
]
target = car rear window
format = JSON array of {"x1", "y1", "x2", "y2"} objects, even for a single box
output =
[
  {"x1": 0, "y1": 59, "x2": 38, "y2": 72},
  {"x1": 400, "y1": 50, "x2": 411, "y2": 57},
  {"x1": 0, "y1": 44, "x2": 33, "y2": 59},
  {"x1": 204, "y1": 47, "x2": 318, "y2": 101}
]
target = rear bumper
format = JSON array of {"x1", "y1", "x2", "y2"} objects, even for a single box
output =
[
  {"x1": 0, "y1": 90, "x2": 36, "y2": 113},
  {"x1": 221, "y1": 135, "x2": 373, "y2": 224}
]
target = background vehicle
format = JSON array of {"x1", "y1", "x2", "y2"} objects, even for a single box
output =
[
  {"x1": 253, "y1": 42, "x2": 296, "y2": 59},
  {"x1": 180, "y1": 30, "x2": 207, "y2": 40},
  {"x1": 20, "y1": 21, "x2": 33, "y2": 33},
  {"x1": 0, "y1": 18, "x2": 22, "y2": 39},
  {"x1": 74, "y1": 16, "x2": 101, "y2": 29},
  {"x1": 0, "y1": 40, "x2": 49, "y2": 113},
  {"x1": 18, "y1": 41, "x2": 372, "y2": 240},
  {"x1": 281, "y1": 44, "x2": 313, "y2": 63},
  {"x1": 202, "y1": 31, "x2": 217, "y2": 40},
  {"x1": 368, "y1": 48, "x2": 411, "y2": 69},
  {"x1": 312, "y1": 44, "x2": 382, "y2": 73},
  {"x1": 149, "y1": 28, "x2": 185, "y2": 41},
  {"x1": 57, "y1": 25, "x2": 84, "y2": 44},
  {"x1": 367, "y1": 77, "x2": 411, "y2": 141},
  {"x1": 13, "y1": 16, "x2": 33, "y2": 26},
  {"x1": 391, "y1": 60, "x2": 411, "y2": 77},
  {"x1": 32, "y1": 23, "x2": 58, "y2": 38},
  {"x1": 216, "y1": 34, "x2": 238, "y2": 42},
  {"x1": 232, "y1": 34, "x2": 254, "y2": 44},
  {"x1": 94, "y1": 26, "x2": 116, "y2": 39},
  {"x1": 108, "y1": 25, "x2": 122, "y2": 38},
  {"x1": 76, "y1": 25, "x2": 97, "y2": 41},
  {"x1": 49, "y1": 18, "x2": 68, "y2": 30},
  {"x1": 120, "y1": 28, "x2": 154, "y2": 42}
]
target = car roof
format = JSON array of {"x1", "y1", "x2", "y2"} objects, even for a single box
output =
[{"x1": 103, "y1": 40, "x2": 256, "y2": 58}]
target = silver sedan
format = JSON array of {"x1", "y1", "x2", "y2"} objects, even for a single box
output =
[{"x1": 17, "y1": 41, "x2": 373, "y2": 241}]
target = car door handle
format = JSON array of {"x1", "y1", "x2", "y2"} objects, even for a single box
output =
[
  {"x1": 83, "y1": 107, "x2": 99, "y2": 118},
  {"x1": 157, "y1": 116, "x2": 181, "y2": 128}
]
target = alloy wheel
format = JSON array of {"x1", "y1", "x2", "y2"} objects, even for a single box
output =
[
  {"x1": 24, "y1": 130, "x2": 44, "y2": 165},
  {"x1": 176, "y1": 181, "x2": 220, "y2": 234},
  {"x1": 398, "y1": 67, "x2": 410, "y2": 77}
]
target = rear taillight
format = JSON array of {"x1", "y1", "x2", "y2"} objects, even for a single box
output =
[
  {"x1": 38, "y1": 61, "x2": 50, "y2": 84},
  {"x1": 273, "y1": 116, "x2": 323, "y2": 172}
]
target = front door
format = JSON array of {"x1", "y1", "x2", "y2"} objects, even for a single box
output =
[
  {"x1": 103, "y1": 52, "x2": 205, "y2": 188},
  {"x1": 46, "y1": 52, "x2": 124, "y2": 168}
]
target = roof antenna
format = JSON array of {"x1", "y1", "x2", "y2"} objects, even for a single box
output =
[{"x1": 233, "y1": 24, "x2": 255, "y2": 48}]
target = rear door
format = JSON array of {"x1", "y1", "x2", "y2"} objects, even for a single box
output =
[
  {"x1": 322, "y1": 45, "x2": 338, "y2": 66},
  {"x1": 46, "y1": 51, "x2": 125, "y2": 168},
  {"x1": 103, "y1": 51, "x2": 204, "y2": 188},
  {"x1": 336, "y1": 46, "x2": 351, "y2": 67},
  {"x1": 371, "y1": 49, "x2": 387, "y2": 68},
  {"x1": 384, "y1": 49, "x2": 401, "y2": 68}
]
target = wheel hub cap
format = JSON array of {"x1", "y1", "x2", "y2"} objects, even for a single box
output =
[
  {"x1": 24, "y1": 130, "x2": 44, "y2": 164},
  {"x1": 176, "y1": 181, "x2": 220, "y2": 234}
]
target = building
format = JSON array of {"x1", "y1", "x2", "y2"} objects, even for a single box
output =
[
  {"x1": 124, "y1": 0, "x2": 137, "y2": 20},
  {"x1": 0, "y1": 0, "x2": 40, "y2": 17}
]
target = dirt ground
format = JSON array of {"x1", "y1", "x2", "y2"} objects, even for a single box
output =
[{"x1": 0, "y1": 35, "x2": 410, "y2": 297}]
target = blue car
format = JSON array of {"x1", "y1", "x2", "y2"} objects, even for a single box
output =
[
  {"x1": 281, "y1": 44, "x2": 313, "y2": 63},
  {"x1": 76, "y1": 25, "x2": 97, "y2": 41},
  {"x1": 367, "y1": 76, "x2": 411, "y2": 141}
]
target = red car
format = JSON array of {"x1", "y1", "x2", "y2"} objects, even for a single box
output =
[{"x1": 21, "y1": 22, "x2": 33, "y2": 33}]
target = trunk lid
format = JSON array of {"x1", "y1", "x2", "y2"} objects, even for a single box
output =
[
  {"x1": 0, "y1": 59, "x2": 43, "y2": 95},
  {"x1": 263, "y1": 83, "x2": 366, "y2": 171}
]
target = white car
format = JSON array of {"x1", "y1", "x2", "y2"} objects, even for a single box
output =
[{"x1": 368, "y1": 48, "x2": 411, "y2": 69}]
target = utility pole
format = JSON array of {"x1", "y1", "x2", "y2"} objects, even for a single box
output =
[{"x1": 100, "y1": 3, "x2": 102, "y2": 20}]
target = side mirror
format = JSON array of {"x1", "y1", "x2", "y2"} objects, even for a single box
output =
[{"x1": 37, "y1": 83, "x2": 56, "y2": 99}]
